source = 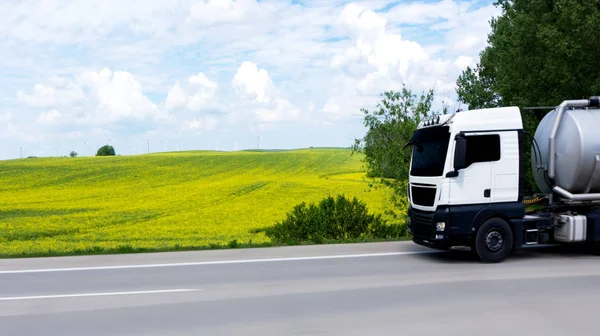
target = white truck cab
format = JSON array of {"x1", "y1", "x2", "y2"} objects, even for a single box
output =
[
  {"x1": 408, "y1": 99, "x2": 600, "y2": 262},
  {"x1": 409, "y1": 107, "x2": 524, "y2": 212},
  {"x1": 407, "y1": 107, "x2": 534, "y2": 261}
]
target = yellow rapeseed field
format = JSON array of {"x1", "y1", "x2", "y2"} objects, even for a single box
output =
[{"x1": 0, "y1": 148, "x2": 400, "y2": 257}]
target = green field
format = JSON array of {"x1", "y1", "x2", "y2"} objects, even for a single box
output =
[{"x1": 0, "y1": 148, "x2": 401, "y2": 258}]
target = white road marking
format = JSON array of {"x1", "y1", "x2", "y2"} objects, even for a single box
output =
[
  {"x1": 0, "y1": 289, "x2": 200, "y2": 301},
  {"x1": 0, "y1": 244, "x2": 556, "y2": 275},
  {"x1": 0, "y1": 250, "x2": 443, "y2": 275}
]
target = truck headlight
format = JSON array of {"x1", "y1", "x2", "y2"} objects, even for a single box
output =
[{"x1": 436, "y1": 222, "x2": 446, "y2": 231}]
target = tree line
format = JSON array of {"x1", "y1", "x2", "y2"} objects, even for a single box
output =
[{"x1": 68, "y1": 145, "x2": 116, "y2": 158}]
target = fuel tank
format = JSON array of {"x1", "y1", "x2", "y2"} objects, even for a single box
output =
[{"x1": 532, "y1": 107, "x2": 600, "y2": 195}]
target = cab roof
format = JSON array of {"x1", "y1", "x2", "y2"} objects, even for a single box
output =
[{"x1": 418, "y1": 106, "x2": 523, "y2": 131}]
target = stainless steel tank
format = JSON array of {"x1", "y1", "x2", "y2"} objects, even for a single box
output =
[{"x1": 532, "y1": 107, "x2": 600, "y2": 195}]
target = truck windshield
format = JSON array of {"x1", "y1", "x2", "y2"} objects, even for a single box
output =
[{"x1": 409, "y1": 126, "x2": 450, "y2": 177}]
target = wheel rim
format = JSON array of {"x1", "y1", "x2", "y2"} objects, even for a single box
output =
[{"x1": 485, "y1": 230, "x2": 503, "y2": 252}]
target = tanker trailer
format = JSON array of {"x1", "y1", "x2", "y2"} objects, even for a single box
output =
[{"x1": 406, "y1": 97, "x2": 600, "y2": 263}]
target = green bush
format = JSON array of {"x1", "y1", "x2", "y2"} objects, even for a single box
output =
[
  {"x1": 263, "y1": 194, "x2": 407, "y2": 244},
  {"x1": 96, "y1": 145, "x2": 116, "y2": 156}
]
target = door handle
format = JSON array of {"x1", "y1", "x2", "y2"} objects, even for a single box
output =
[{"x1": 484, "y1": 189, "x2": 491, "y2": 198}]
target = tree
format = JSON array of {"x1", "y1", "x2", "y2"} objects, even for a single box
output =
[
  {"x1": 456, "y1": 0, "x2": 600, "y2": 193},
  {"x1": 352, "y1": 85, "x2": 446, "y2": 219},
  {"x1": 459, "y1": 0, "x2": 600, "y2": 110},
  {"x1": 69, "y1": 151, "x2": 78, "y2": 158},
  {"x1": 455, "y1": 64, "x2": 501, "y2": 110},
  {"x1": 96, "y1": 145, "x2": 116, "y2": 156}
]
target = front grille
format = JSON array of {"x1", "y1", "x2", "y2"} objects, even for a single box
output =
[
  {"x1": 411, "y1": 210, "x2": 434, "y2": 238},
  {"x1": 411, "y1": 185, "x2": 436, "y2": 207}
]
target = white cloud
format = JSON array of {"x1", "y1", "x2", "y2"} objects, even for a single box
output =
[
  {"x1": 0, "y1": 122, "x2": 44, "y2": 143},
  {"x1": 323, "y1": 1, "x2": 496, "y2": 117},
  {"x1": 383, "y1": 0, "x2": 463, "y2": 25},
  {"x1": 255, "y1": 98, "x2": 301, "y2": 123},
  {"x1": 328, "y1": 3, "x2": 437, "y2": 104},
  {"x1": 14, "y1": 67, "x2": 223, "y2": 146},
  {"x1": 37, "y1": 109, "x2": 61, "y2": 124},
  {"x1": 232, "y1": 61, "x2": 302, "y2": 123},
  {"x1": 187, "y1": 73, "x2": 219, "y2": 111},
  {"x1": 444, "y1": 4, "x2": 500, "y2": 55},
  {"x1": 165, "y1": 72, "x2": 220, "y2": 113},
  {"x1": 188, "y1": 0, "x2": 259, "y2": 26},
  {"x1": 17, "y1": 83, "x2": 85, "y2": 108},
  {"x1": 385, "y1": 1, "x2": 500, "y2": 56},
  {"x1": 0, "y1": 0, "x2": 192, "y2": 44},
  {"x1": 334, "y1": 3, "x2": 429, "y2": 76},
  {"x1": 454, "y1": 55, "x2": 474, "y2": 69},
  {"x1": 17, "y1": 68, "x2": 164, "y2": 126},
  {"x1": 165, "y1": 82, "x2": 189, "y2": 110},
  {"x1": 185, "y1": 115, "x2": 218, "y2": 132},
  {"x1": 76, "y1": 68, "x2": 163, "y2": 124},
  {"x1": 189, "y1": 73, "x2": 218, "y2": 89},
  {"x1": 322, "y1": 98, "x2": 343, "y2": 116},
  {"x1": 320, "y1": 89, "x2": 378, "y2": 121},
  {"x1": 187, "y1": 91, "x2": 215, "y2": 112},
  {"x1": 233, "y1": 61, "x2": 275, "y2": 104},
  {"x1": 0, "y1": 112, "x2": 11, "y2": 123}
]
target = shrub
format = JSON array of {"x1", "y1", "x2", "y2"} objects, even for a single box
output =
[
  {"x1": 263, "y1": 194, "x2": 407, "y2": 244},
  {"x1": 96, "y1": 145, "x2": 116, "y2": 156}
]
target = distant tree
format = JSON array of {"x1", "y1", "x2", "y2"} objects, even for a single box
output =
[
  {"x1": 69, "y1": 151, "x2": 78, "y2": 158},
  {"x1": 96, "y1": 145, "x2": 116, "y2": 156}
]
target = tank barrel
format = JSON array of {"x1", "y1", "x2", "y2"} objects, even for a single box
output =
[
  {"x1": 548, "y1": 98, "x2": 600, "y2": 181},
  {"x1": 533, "y1": 98, "x2": 600, "y2": 197}
]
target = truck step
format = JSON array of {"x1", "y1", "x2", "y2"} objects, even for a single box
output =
[{"x1": 525, "y1": 228, "x2": 540, "y2": 245}]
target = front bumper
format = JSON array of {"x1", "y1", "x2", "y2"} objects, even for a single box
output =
[
  {"x1": 412, "y1": 236, "x2": 451, "y2": 250},
  {"x1": 408, "y1": 205, "x2": 451, "y2": 248}
]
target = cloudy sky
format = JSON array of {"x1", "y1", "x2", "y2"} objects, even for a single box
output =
[{"x1": 0, "y1": 0, "x2": 499, "y2": 160}]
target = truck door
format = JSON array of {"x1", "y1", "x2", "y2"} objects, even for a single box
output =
[
  {"x1": 490, "y1": 131, "x2": 519, "y2": 203},
  {"x1": 448, "y1": 133, "x2": 500, "y2": 205}
]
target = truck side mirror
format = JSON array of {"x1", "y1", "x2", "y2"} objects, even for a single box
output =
[
  {"x1": 446, "y1": 135, "x2": 467, "y2": 178},
  {"x1": 453, "y1": 135, "x2": 467, "y2": 170}
]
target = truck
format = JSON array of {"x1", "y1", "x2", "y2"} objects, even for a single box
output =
[{"x1": 406, "y1": 97, "x2": 600, "y2": 262}]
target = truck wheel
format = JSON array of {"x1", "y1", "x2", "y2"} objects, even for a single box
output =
[{"x1": 474, "y1": 218, "x2": 513, "y2": 263}]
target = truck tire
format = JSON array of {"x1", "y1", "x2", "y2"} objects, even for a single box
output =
[{"x1": 474, "y1": 218, "x2": 514, "y2": 263}]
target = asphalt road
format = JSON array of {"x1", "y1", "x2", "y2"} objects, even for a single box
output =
[{"x1": 1, "y1": 242, "x2": 600, "y2": 335}]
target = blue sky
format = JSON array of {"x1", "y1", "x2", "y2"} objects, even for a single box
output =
[{"x1": 0, "y1": 0, "x2": 499, "y2": 160}]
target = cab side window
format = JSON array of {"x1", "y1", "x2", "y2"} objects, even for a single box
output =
[{"x1": 465, "y1": 134, "x2": 500, "y2": 166}]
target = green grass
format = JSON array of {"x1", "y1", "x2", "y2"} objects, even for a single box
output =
[{"x1": 0, "y1": 148, "x2": 402, "y2": 258}]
